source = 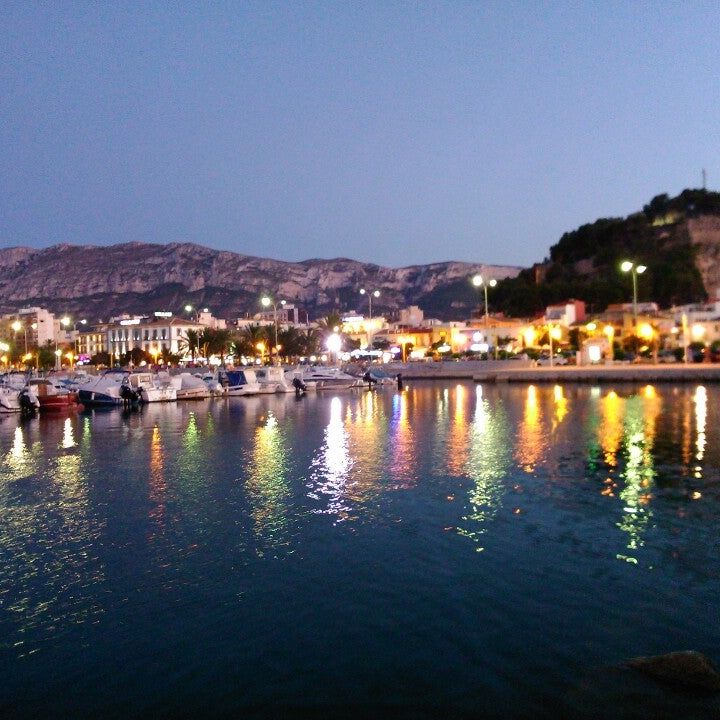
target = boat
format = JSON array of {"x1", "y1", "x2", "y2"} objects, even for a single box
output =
[
  {"x1": 164, "y1": 372, "x2": 211, "y2": 400},
  {"x1": 255, "y1": 366, "x2": 295, "y2": 393},
  {"x1": 0, "y1": 377, "x2": 40, "y2": 413},
  {"x1": 223, "y1": 369, "x2": 262, "y2": 396},
  {"x1": 77, "y1": 369, "x2": 130, "y2": 406},
  {"x1": 26, "y1": 378, "x2": 81, "y2": 411},
  {"x1": 194, "y1": 371, "x2": 225, "y2": 396},
  {"x1": 128, "y1": 372, "x2": 177, "y2": 402},
  {"x1": 297, "y1": 366, "x2": 364, "y2": 390}
]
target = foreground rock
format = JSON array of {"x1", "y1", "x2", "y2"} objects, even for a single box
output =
[{"x1": 626, "y1": 651, "x2": 720, "y2": 692}]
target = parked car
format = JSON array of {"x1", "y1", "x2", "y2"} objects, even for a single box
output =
[{"x1": 536, "y1": 353, "x2": 568, "y2": 366}]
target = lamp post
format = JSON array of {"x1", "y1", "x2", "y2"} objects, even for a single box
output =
[
  {"x1": 261, "y1": 296, "x2": 286, "y2": 365},
  {"x1": 472, "y1": 275, "x2": 497, "y2": 328},
  {"x1": 472, "y1": 275, "x2": 497, "y2": 358},
  {"x1": 620, "y1": 261, "x2": 647, "y2": 325},
  {"x1": 549, "y1": 325, "x2": 562, "y2": 367},
  {"x1": 359, "y1": 288, "x2": 380, "y2": 320},
  {"x1": 603, "y1": 324, "x2": 615, "y2": 362}
]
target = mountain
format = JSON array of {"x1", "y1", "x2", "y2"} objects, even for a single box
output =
[
  {"x1": 0, "y1": 242, "x2": 521, "y2": 321},
  {"x1": 491, "y1": 188, "x2": 720, "y2": 317}
]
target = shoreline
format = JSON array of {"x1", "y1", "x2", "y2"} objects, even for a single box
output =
[{"x1": 384, "y1": 360, "x2": 720, "y2": 383}]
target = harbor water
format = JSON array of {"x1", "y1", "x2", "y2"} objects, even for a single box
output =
[{"x1": 1, "y1": 382, "x2": 719, "y2": 718}]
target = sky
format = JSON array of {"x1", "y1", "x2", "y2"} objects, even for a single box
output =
[{"x1": 1, "y1": 2, "x2": 719, "y2": 268}]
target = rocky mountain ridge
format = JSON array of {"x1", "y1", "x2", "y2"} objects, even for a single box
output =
[{"x1": 0, "y1": 242, "x2": 521, "y2": 321}]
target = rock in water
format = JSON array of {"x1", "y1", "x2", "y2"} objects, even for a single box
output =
[{"x1": 626, "y1": 651, "x2": 720, "y2": 692}]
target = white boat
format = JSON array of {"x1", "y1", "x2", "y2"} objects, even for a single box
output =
[
  {"x1": 194, "y1": 372, "x2": 225, "y2": 396},
  {"x1": 255, "y1": 366, "x2": 295, "y2": 393},
  {"x1": 224, "y1": 369, "x2": 262, "y2": 396},
  {"x1": 128, "y1": 372, "x2": 177, "y2": 403},
  {"x1": 78, "y1": 369, "x2": 129, "y2": 406},
  {"x1": 166, "y1": 372, "x2": 211, "y2": 400},
  {"x1": 298, "y1": 366, "x2": 364, "y2": 390},
  {"x1": 0, "y1": 383, "x2": 39, "y2": 412},
  {"x1": 0, "y1": 372, "x2": 40, "y2": 412}
]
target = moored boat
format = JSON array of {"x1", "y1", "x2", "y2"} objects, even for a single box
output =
[
  {"x1": 27, "y1": 378, "x2": 81, "y2": 411},
  {"x1": 224, "y1": 369, "x2": 262, "y2": 396},
  {"x1": 166, "y1": 372, "x2": 211, "y2": 400},
  {"x1": 297, "y1": 366, "x2": 364, "y2": 390}
]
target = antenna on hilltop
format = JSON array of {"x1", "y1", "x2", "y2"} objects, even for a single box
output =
[{"x1": 702, "y1": 168, "x2": 707, "y2": 190}]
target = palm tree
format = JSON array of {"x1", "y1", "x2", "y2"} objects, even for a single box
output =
[
  {"x1": 298, "y1": 327, "x2": 322, "y2": 357},
  {"x1": 179, "y1": 329, "x2": 200, "y2": 362},
  {"x1": 239, "y1": 324, "x2": 270, "y2": 361},
  {"x1": 277, "y1": 326, "x2": 304, "y2": 362},
  {"x1": 316, "y1": 312, "x2": 343, "y2": 334}
]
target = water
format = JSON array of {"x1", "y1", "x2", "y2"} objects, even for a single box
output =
[{"x1": 0, "y1": 382, "x2": 719, "y2": 719}]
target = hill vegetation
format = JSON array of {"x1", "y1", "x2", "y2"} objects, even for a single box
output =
[{"x1": 489, "y1": 189, "x2": 719, "y2": 317}]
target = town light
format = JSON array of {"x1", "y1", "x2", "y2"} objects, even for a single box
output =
[
  {"x1": 326, "y1": 333, "x2": 342, "y2": 354},
  {"x1": 11, "y1": 321, "x2": 21, "y2": 333},
  {"x1": 620, "y1": 260, "x2": 647, "y2": 323},
  {"x1": 472, "y1": 275, "x2": 498, "y2": 331},
  {"x1": 691, "y1": 323, "x2": 706, "y2": 340},
  {"x1": 586, "y1": 322, "x2": 597, "y2": 332},
  {"x1": 359, "y1": 288, "x2": 381, "y2": 320}
]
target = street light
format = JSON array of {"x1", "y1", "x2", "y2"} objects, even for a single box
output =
[
  {"x1": 549, "y1": 325, "x2": 562, "y2": 367},
  {"x1": 326, "y1": 332, "x2": 342, "y2": 364},
  {"x1": 620, "y1": 260, "x2": 647, "y2": 324},
  {"x1": 359, "y1": 288, "x2": 380, "y2": 320},
  {"x1": 261, "y1": 296, "x2": 286, "y2": 365},
  {"x1": 472, "y1": 275, "x2": 497, "y2": 328}
]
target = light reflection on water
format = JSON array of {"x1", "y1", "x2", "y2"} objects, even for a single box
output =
[{"x1": 0, "y1": 384, "x2": 719, "y2": 716}]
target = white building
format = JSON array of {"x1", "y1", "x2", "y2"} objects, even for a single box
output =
[{"x1": 107, "y1": 316, "x2": 205, "y2": 360}]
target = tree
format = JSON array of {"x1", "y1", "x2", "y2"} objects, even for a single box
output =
[
  {"x1": 198, "y1": 328, "x2": 232, "y2": 363},
  {"x1": 277, "y1": 326, "x2": 305, "y2": 361},
  {"x1": 179, "y1": 329, "x2": 200, "y2": 362},
  {"x1": 90, "y1": 351, "x2": 112, "y2": 367},
  {"x1": 238, "y1": 324, "x2": 270, "y2": 360}
]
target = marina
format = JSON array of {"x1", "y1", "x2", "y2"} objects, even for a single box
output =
[{"x1": 1, "y1": 381, "x2": 718, "y2": 718}]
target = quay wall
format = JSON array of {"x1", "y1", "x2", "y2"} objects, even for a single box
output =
[{"x1": 383, "y1": 361, "x2": 720, "y2": 383}]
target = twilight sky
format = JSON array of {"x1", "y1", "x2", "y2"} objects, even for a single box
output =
[{"x1": 1, "y1": 2, "x2": 719, "y2": 268}]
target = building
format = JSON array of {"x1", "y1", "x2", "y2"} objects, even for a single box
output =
[
  {"x1": 76, "y1": 325, "x2": 110, "y2": 360},
  {"x1": 5, "y1": 307, "x2": 57, "y2": 347},
  {"x1": 253, "y1": 303, "x2": 310, "y2": 326},
  {"x1": 106, "y1": 315, "x2": 205, "y2": 361},
  {"x1": 544, "y1": 300, "x2": 586, "y2": 327}
]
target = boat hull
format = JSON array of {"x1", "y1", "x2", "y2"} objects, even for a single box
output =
[{"x1": 78, "y1": 390, "x2": 123, "y2": 406}]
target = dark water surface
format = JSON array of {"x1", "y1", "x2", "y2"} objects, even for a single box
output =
[{"x1": 1, "y1": 382, "x2": 719, "y2": 719}]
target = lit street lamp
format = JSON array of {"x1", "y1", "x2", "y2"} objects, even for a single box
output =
[
  {"x1": 359, "y1": 288, "x2": 380, "y2": 320},
  {"x1": 472, "y1": 275, "x2": 497, "y2": 328},
  {"x1": 261, "y1": 296, "x2": 286, "y2": 365},
  {"x1": 620, "y1": 260, "x2": 647, "y2": 324},
  {"x1": 326, "y1": 332, "x2": 342, "y2": 364},
  {"x1": 549, "y1": 325, "x2": 562, "y2": 367}
]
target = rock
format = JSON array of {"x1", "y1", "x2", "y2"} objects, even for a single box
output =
[{"x1": 626, "y1": 651, "x2": 720, "y2": 692}]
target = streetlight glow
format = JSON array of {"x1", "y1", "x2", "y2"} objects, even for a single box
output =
[
  {"x1": 620, "y1": 260, "x2": 647, "y2": 325},
  {"x1": 359, "y1": 288, "x2": 381, "y2": 319},
  {"x1": 260, "y1": 296, "x2": 285, "y2": 365}
]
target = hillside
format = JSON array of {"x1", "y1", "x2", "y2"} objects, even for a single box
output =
[
  {"x1": 0, "y1": 242, "x2": 521, "y2": 321},
  {"x1": 491, "y1": 189, "x2": 720, "y2": 316}
]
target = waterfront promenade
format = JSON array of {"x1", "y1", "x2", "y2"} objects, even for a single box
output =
[{"x1": 385, "y1": 360, "x2": 720, "y2": 383}]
